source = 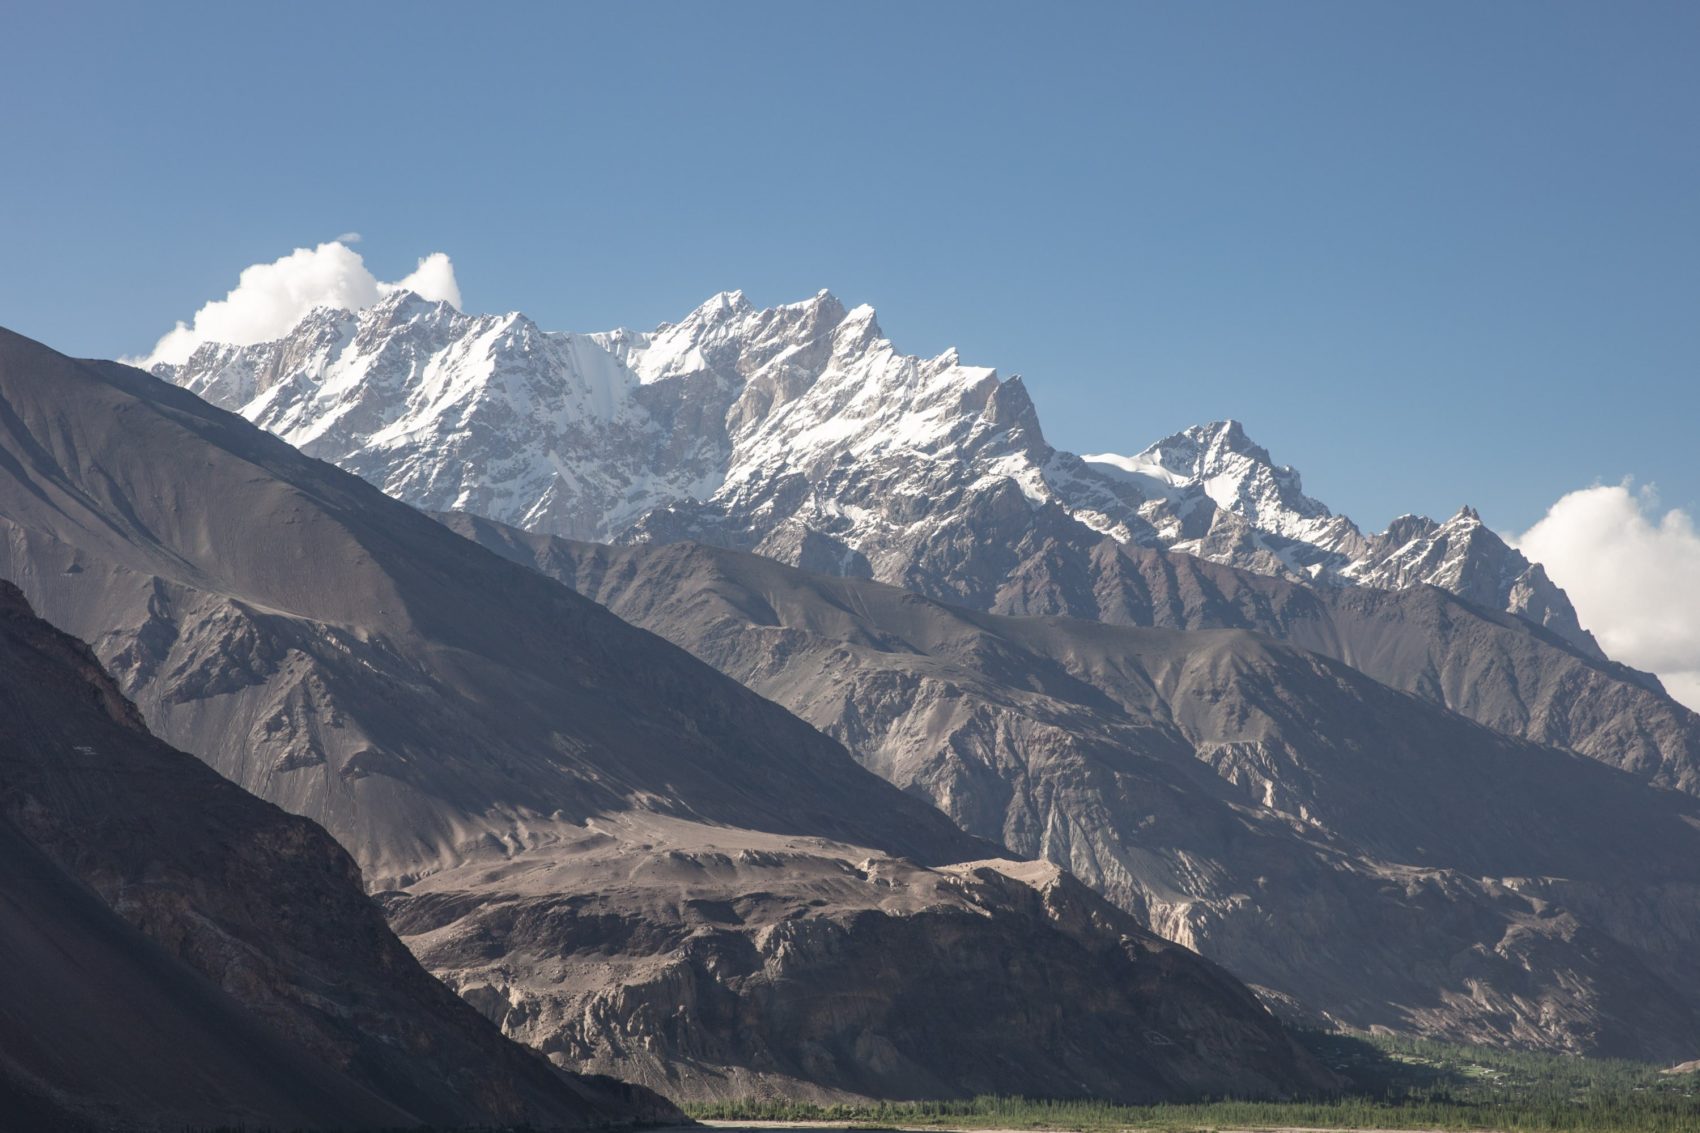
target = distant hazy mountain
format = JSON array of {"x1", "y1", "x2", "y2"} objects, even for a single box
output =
[
  {"x1": 155, "y1": 290, "x2": 1700, "y2": 795},
  {"x1": 444, "y1": 518, "x2": 1700, "y2": 1061},
  {"x1": 156, "y1": 288, "x2": 1596, "y2": 654},
  {"x1": 0, "y1": 579, "x2": 667, "y2": 1130},
  {"x1": 0, "y1": 326, "x2": 1332, "y2": 1102}
]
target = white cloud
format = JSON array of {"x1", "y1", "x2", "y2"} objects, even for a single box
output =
[
  {"x1": 335, "y1": 231, "x2": 363, "y2": 244},
  {"x1": 384, "y1": 251, "x2": 462, "y2": 312},
  {"x1": 134, "y1": 240, "x2": 461, "y2": 368},
  {"x1": 1513, "y1": 483, "x2": 1700, "y2": 711}
]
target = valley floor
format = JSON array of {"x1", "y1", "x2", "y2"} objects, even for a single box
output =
[
  {"x1": 701, "y1": 1124, "x2": 1511, "y2": 1133},
  {"x1": 684, "y1": 1035, "x2": 1700, "y2": 1133},
  {"x1": 694, "y1": 1108, "x2": 1686, "y2": 1133}
]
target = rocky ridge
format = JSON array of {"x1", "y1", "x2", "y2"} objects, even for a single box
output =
[
  {"x1": 152, "y1": 289, "x2": 1700, "y2": 796},
  {"x1": 383, "y1": 817, "x2": 1332, "y2": 1102},
  {"x1": 157, "y1": 289, "x2": 1596, "y2": 655}
]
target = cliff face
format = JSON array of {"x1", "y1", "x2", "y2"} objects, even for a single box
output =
[{"x1": 0, "y1": 579, "x2": 673, "y2": 1129}]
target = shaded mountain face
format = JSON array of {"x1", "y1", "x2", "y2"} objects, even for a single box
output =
[
  {"x1": 960, "y1": 519, "x2": 1700, "y2": 798},
  {"x1": 156, "y1": 289, "x2": 1594, "y2": 655},
  {"x1": 0, "y1": 326, "x2": 1334, "y2": 1102},
  {"x1": 447, "y1": 522, "x2": 1700, "y2": 1062},
  {"x1": 0, "y1": 579, "x2": 667, "y2": 1131}
]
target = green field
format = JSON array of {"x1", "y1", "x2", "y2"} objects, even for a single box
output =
[{"x1": 685, "y1": 1034, "x2": 1700, "y2": 1133}]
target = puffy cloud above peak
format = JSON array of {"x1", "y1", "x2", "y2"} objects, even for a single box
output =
[
  {"x1": 1513, "y1": 483, "x2": 1700, "y2": 711},
  {"x1": 134, "y1": 241, "x2": 461, "y2": 368},
  {"x1": 385, "y1": 251, "x2": 461, "y2": 312}
]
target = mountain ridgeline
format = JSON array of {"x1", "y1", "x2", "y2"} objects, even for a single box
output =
[
  {"x1": 158, "y1": 288, "x2": 1700, "y2": 797},
  {"x1": 151, "y1": 288, "x2": 1591, "y2": 651},
  {"x1": 3, "y1": 268, "x2": 1697, "y2": 1123}
]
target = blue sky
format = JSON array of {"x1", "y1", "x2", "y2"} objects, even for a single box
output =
[{"x1": 3, "y1": 1, "x2": 1695, "y2": 533}]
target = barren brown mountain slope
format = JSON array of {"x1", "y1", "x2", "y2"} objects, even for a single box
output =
[
  {"x1": 450, "y1": 523, "x2": 1700, "y2": 1062},
  {"x1": 0, "y1": 327, "x2": 1333, "y2": 1101}
]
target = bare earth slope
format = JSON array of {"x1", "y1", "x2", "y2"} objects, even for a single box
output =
[
  {"x1": 383, "y1": 829, "x2": 1334, "y2": 1102},
  {"x1": 448, "y1": 521, "x2": 1700, "y2": 1062},
  {"x1": 0, "y1": 326, "x2": 1332, "y2": 1102},
  {"x1": 0, "y1": 579, "x2": 666, "y2": 1130}
]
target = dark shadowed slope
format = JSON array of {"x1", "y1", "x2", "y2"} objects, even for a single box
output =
[
  {"x1": 0, "y1": 818, "x2": 409, "y2": 1132},
  {"x1": 0, "y1": 579, "x2": 669, "y2": 1130},
  {"x1": 0, "y1": 327, "x2": 1335, "y2": 1102},
  {"x1": 450, "y1": 521, "x2": 1700, "y2": 1063}
]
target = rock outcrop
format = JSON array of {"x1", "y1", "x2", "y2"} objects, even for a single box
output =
[{"x1": 385, "y1": 821, "x2": 1333, "y2": 1102}]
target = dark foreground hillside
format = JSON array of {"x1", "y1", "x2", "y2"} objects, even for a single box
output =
[{"x1": 0, "y1": 579, "x2": 673, "y2": 1130}]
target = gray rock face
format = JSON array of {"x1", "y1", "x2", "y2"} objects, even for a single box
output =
[
  {"x1": 452, "y1": 525, "x2": 1700, "y2": 1061},
  {"x1": 0, "y1": 579, "x2": 669, "y2": 1130},
  {"x1": 0, "y1": 326, "x2": 1334, "y2": 1102},
  {"x1": 157, "y1": 290, "x2": 1596, "y2": 655}
]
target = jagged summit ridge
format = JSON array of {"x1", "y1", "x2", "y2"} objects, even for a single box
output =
[
  {"x1": 158, "y1": 289, "x2": 1597, "y2": 654},
  {"x1": 1080, "y1": 423, "x2": 1594, "y2": 653},
  {"x1": 1125, "y1": 419, "x2": 1281, "y2": 477},
  {"x1": 1082, "y1": 419, "x2": 1350, "y2": 560}
]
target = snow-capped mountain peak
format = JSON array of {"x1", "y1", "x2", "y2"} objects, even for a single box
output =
[
  {"x1": 1141, "y1": 419, "x2": 1276, "y2": 474},
  {"x1": 155, "y1": 289, "x2": 1599, "y2": 655},
  {"x1": 1086, "y1": 419, "x2": 1331, "y2": 524},
  {"x1": 1077, "y1": 419, "x2": 1362, "y2": 585},
  {"x1": 1342, "y1": 501, "x2": 1594, "y2": 653}
]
